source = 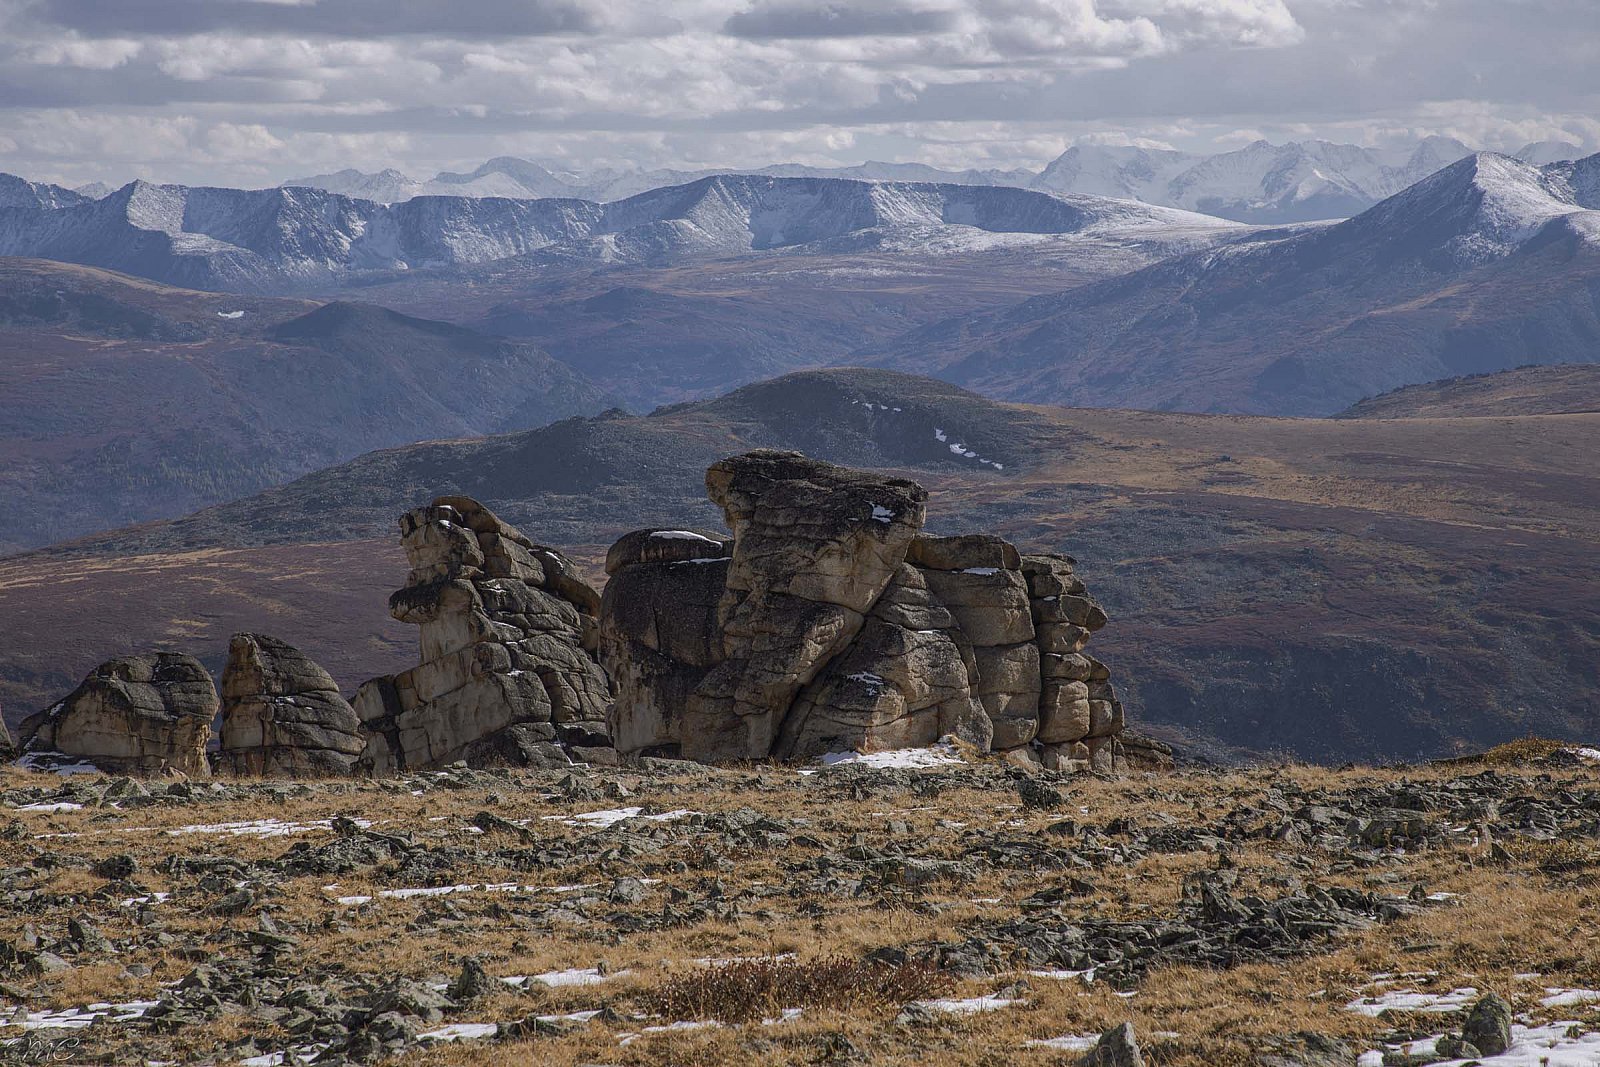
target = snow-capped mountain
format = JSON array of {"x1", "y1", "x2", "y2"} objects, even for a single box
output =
[
  {"x1": 0, "y1": 173, "x2": 92, "y2": 211},
  {"x1": 0, "y1": 173, "x2": 1239, "y2": 291},
  {"x1": 1517, "y1": 140, "x2": 1586, "y2": 165},
  {"x1": 864, "y1": 151, "x2": 1600, "y2": 416},
  {"x1": 284, "y1": 157, "x2": 1031, "y2": 204},
  {"x1": 1032, "y1": 137, "x2": 1478, "y2": 223}
]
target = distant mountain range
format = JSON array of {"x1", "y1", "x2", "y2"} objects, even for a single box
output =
[
  {"x1": 864, "y1": 152, "x2": 1600, "y2": 415},
  {"x1": 0, "y1": 173, "x2": 1237, "y2": 291},
  {"x1": 278, "y1": 137, "x2": 1589, "y2": 223},
  {"x1": 0, "y1": 259, "x2": 610, "y2": 551}
]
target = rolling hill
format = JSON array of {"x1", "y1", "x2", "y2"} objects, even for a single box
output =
[
  {"x1": 1339, "y1": 364, "x2": 1600, "y2": 418},
  {"x1": 864, "y1": 153, "x2": 1600, "y2": 416},
  {"x1": 0, "y1": 259, "x2": 610, "y2": 551},
  {"x1": 4, "y1": 368, "x2": 1595, "y2": 765}
]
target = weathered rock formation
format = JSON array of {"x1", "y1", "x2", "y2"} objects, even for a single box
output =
[
  {"x1": 17, "y1": 653, "x2": 216, "y2": 776},
  {"x1": 601, "y1": 450, "x2": 1129, "y2": 768},
  {"x1": 218, "y1": 634, "x2": 364, "y2": 777},
  {"x1": 352, "y1": 496, "x2": 614, "y2": 772}
]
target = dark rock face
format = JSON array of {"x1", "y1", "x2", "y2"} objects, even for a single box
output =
[
  {"x1": 602, "y1": 450, "x2": 1127, "y2": 765},
  {"x1": 352, "y1": 496, "x2": 613, "y2": 772},
  {"x1": 17, "y1": 653, "x2": 216, "y2": 776},
  {"x1": 218, "y1": 634, "x2": 364, "y2": 777}
]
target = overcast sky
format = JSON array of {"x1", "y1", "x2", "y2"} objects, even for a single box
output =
[{"x1": 1, "y1": 0, "x2": 1595, "y2": 187}]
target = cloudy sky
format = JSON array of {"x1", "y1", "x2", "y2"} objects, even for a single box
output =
[{"x1": 1, "y1": 0, "x2": 1595, "y2": 187}]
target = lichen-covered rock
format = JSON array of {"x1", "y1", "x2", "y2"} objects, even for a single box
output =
[
  {"x1": 681, "y1": 451, "x2": 928, "y2": 761},
  {"x1": 775, "y1": 564, "x2": 991, "y2": 759},
  {"x1": 355, "y1": 496, "x2": 612, "y2": 773},
  {"x1": 600, "y1": 451, "x2": 1137, "y2": 771},
  {"x1": 218, "y1": 634, "x2": 363, "y2": 777},
  {"x1": 18, "y1": 653, "x2": 216, "y2": 776}
]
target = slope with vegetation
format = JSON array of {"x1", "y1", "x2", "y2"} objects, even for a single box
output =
[{"x1": 3, "y1": 368, "x2": 1595, "y2": 763}]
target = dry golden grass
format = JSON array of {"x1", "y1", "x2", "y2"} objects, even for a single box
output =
[{"x1": 3, "y1": 748, "x2": 1599, "y2": 1066}]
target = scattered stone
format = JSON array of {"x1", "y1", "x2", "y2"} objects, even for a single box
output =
[{"x1": 1459, "y1": 992, "x2": 1512, "y2": 1056}]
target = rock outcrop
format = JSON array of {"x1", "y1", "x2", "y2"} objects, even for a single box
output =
[
  {"x1": 218, "y1": 634, "x2": 364, "y2": 777},
  {"x1": 602, "y1": 450, "x2": 1128, "y2": 767},
  {"x1": 352, "y1": 496, "x2": 614, "y2": 773},
  {"x1": 17, "y1": 653, "x2": 216, "y2": 776}
]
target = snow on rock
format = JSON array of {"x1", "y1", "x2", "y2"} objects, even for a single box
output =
[
  {"x1": 216, "y1": 310, "x2": 246, "y2": 319},
  {"x1": 648, "y1": 530, "x2": 719, "y2": 542},
  {"x1": 870, "y1": 505, "x2": 894, "y2": 523}
]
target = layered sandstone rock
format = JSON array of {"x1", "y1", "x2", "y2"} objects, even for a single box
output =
[
  {"x1": 218, "y1": 634, "x2": 363, "y2": 777},
  {"x1": 17, "y1": 653, "x2": 216, "y2": 776},
  {"x1": 681, "y1": 451, "x2": 932, "y2": 761},
  {"x1": 602, "y1": 450, "x2": 1126, "y2": 768},
  {"x1": 353, "y1": 496, "x2": 613, "y2": 773}
]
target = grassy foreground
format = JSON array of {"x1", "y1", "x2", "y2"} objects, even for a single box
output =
[{"x1": 1, "y1": 742, "x2": 1597, "y2": 1066}]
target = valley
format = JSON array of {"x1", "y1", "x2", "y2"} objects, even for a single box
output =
[{"x1": 3, "y1": 369, "x2": 1595, "y2": 764}]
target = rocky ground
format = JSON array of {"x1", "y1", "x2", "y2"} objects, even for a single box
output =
[{"x1": 2, "y1": 743, "x2": 1599, "y2": 1066}]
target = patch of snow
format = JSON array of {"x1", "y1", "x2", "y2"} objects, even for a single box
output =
[
  {"x1": 1360, "y1": 1022, "x2": 1600, "y2": 1067},
  {"x1": 542, "y1": 807, "x2": 698, "y2": 829},
  {"x1": 120, "y1": 892, "x2": 171, "y2": 907},
  {"x1": 1541, "y1": 988, "x2": 1600, "y2": 1008},
  {"x1": 419, "y1": 1022, "x2": 498, "y2": 1042},
  {"x1": 6, "y1": 1000, "x2": 160, "y2": 1031},
  {"x1": 1029, "y1": 967, "x2": 1097, "y2": 983},
  {"x1": 912, "y1": 994, "x2": 1021, "y2": 1014},
  {"x1": 1344, "y1": 986, "x2": 1478, "y2": 1016},
  {"x1": 16, "y1": 751, "x2": 102, "y2": 776},
  {"x1": 618, "y1": 1020, "x2": 720, "y2": 1045},
  {"x1": 1027, "y1": 1034, "x2": 1100, "y2": 1051},
  {"x1": 12, "y1": 802, "x2": 84, "y2": 813},
  {"x1": 1567, "y1": 747, "x2": 1600, "y2": 764},
  {"x1": 238, "y1": 1045, "x2": 329, "y2": 1067},
  {"x1": 871, "y1": 504, "x2": 894, "y2": 523},
  {"x1": 960, "y1": 567, "x2": 1000, "y2": 576},
  {"x1": 165, "y1": 817, "x2": 371, "y2": 838},
  {"x1": 216, "y1": 310, "x2": 246, "y2": 319},
  {"x1": 525, "y1": 967, "x2": 629, "y2": 988},
  {"x1": 816, "y1": 740, "x2": 965, "y2": 770},
  {"x1": 933, "y1": 428, "x2": 947, "y2": 442}
]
